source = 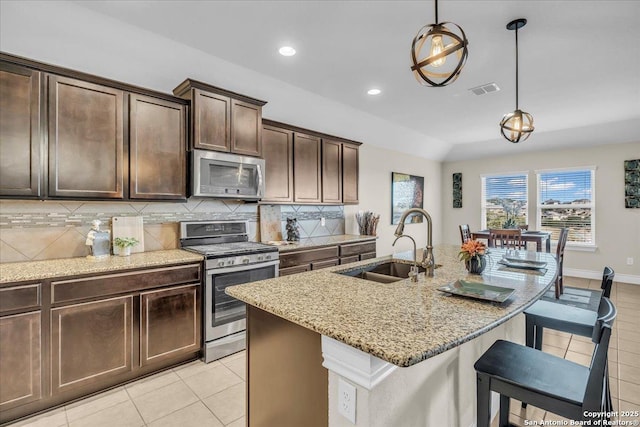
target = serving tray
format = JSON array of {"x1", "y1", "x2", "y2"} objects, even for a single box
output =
[
  {"x1": 498, "y1": 257, "x2": 547, "y2": 270},
  {"x1": 437, "y1": 280, "x2": 516, "y2": 303}
]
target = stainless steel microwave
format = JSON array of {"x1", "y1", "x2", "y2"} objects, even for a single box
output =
[{"x1": 192, "y1": 149, "x2": 265, "y2": 200}]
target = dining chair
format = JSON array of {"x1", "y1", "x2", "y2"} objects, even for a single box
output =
[
  {"x1": 459, "y1": 224, "x2": 472, "y2": 244},
  {"x1": 475, "y1": 297, "x2": 617, "y2": 427},
  {"x1": 554, "y1": 227, "x2": 569, "y2": 297},
  {"x1": 488, "y1": 228, "x2": 523, "y2": 249},
  {"x1": 518, "y1": 224, "x2": 529, "y2": 231}
]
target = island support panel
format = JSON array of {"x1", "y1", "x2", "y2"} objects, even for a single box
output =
[{"x1": 247, "y1": 306, "x2": 328, "y2": 427}]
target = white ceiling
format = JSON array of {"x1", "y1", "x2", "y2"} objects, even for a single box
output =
[{"x1": 75, "y1": 0, "x2": 640, "y2": 161}]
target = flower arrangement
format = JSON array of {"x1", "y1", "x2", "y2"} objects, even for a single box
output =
[{"x1": 458, "y1": 239, "x2": 486, "y2": 262}]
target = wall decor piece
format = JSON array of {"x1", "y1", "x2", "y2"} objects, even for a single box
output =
[
  {"x1": 624, "y1": 159, "x2": 640, "y2": 208},
  {"x1": 392, "y1": 172, "x2": 424, "y2": 224},
  {"x1": 453, "y1": 172, "x2": 462, "y2": 208}
]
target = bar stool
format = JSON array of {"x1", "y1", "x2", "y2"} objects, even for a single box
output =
[{"x1": 474, "y1": 297, "x2": 616, "y2": 427}]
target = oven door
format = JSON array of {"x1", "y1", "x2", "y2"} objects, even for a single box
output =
[{"x1": 204, "y1": 260, "x2": 279, "y2": 340}]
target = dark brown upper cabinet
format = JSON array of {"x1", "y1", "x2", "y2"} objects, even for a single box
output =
[
  {"x1": 321, "y1": 139, "x2": 342, "y2": 203},
  {"x1": 293, "y1": 133, "x2": 322, "y2": 204},
  {"x1": 1, "y1": 52, "x2": 188, "y2": 202},
  {"x1": 173, "y1": 79, "x2": 266, "y2": 157},
  {"x1": 342, "y1": 143, "x2": 359, "y2": 204},
  {"x1": 129, "y1": 94, "x2": 186, "y2": 200},
  {"x1": 262, "y1": 124, "x2": 293, "y2": 202},
  {"x1": 261, "y1": 120, "x2": 361, "y2": 205},
  {"x1": 0, "y1": 62, "x2": 42, "y2": 198},
  {"x1": 48, "y1": 75, "x2": 125, "y2": 199}
]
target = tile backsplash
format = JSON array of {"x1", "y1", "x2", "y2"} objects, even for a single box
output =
[{"x1": 0, "y1": 200, "x2": 344, "y2": 263}]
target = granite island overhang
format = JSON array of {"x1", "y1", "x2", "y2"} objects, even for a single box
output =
[
  {"x1": 227, "y1": 244, "x2": 557, "y2": 367},
  {"x1": 226, "y1": 244, "x2": 557, "y2": 427}
]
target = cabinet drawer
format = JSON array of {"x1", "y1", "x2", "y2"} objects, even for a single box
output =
[
  {"x1": 52, "y1": 264, "x2": 201, "y2": 304},
  {"x1": 339, "y1": 241, "x2": 376, "y2": 257},
  {"x1": 279, "y1": 264, "x2": 311, "y2": 276},
  {"x1": 0, "y1": 284, "x2": 41, "y2": 314},
  {"x1": 339, "y1": 256, "x2": 359, "y2": 265},
  {"x1": 279, "y1": 246, "x2": 339, "y2": 269},
  {"x1": 360, "y1": 252, "x2": 377, "y2": 261},
  {"x1": 311, "y1": 258, "x2": 339, "y2": 270}
]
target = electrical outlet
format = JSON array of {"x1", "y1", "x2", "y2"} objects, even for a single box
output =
[
  {"x1": 321, "y1": 217, "x2": 326, "y2": 227},
  {"x1": 627, "y1": 257, "x2": 634, "y2": 266},
  {"x1": 338, "y1": 378, "x2": 356, "y2": 423}
]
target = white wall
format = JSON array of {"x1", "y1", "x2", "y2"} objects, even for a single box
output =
[
  {"x1": 344, "y1": 144, "x2": 442, "y2": 258},
  {"x1": 441, "y1": 141, "x2": 640, "y2": 281}
]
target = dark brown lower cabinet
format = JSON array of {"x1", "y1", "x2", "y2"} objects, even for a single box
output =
[
  {"x1": 279, "y1": 240, "x2": 377, "y2": 275},
  {"x1": 0, "y1": 311, "x2": 41, "y2": 411},
  {"x1": 279, "y1": 264, "x2": 311, "y2": 276},
  {"x1": 0, "y1": 262, "x2": 202, "y2": 424},
  {"x1": 141, "y1": 284, "x2": 200, "y2": 366},
  {"x1": 311, "y1": 258, "x2": 339, "y2": 270},
  {"x1": 51, "y1": 296, "x2": 133, "y2": 394}
]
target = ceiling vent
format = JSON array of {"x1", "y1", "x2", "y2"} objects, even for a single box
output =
[{"x1": 469, "y1": 82, "x2": 500, "y2": 95}]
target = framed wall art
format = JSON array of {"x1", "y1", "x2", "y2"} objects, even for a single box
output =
[
  {"x1": 453, "y1": 172, "x2": 462, "y2": 208},
  {"x1": 625, "y1": 159, "x2": 640, "y2": 208},
  {"x1": 391, "y1": 172, "x2": 424, "y2": 224}
]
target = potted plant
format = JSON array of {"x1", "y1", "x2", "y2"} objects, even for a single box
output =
[
  {"x1": 113, "y1": 237, "x2": 139, "y2": 257},
  {"x1": 459, "y1": 239, "x2": 487, "y2": 274}
]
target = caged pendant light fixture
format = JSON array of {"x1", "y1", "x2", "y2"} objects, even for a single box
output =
[
  {"x1": 410, "y1": 0, "x2": 469, "y2": 87},
  {"x1": 500, "y1": 18, "x2": 534, "y2": 143}
]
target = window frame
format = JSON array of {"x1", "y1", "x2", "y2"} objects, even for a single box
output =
[
  {"x1": 480, "y1": 171, "x2": 529, "y2": 230},
  {"x1": 535, "y1": 166, "x2": 596, "y2": 249}
]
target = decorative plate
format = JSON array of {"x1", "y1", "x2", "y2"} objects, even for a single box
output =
[{"x1": 437, "y1": 280, "x2": 516, "y2": 303}]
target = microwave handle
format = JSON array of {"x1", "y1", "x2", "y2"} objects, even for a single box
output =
[{"x1": 256, "y1": 164, "x2": 263, "y2": 197}]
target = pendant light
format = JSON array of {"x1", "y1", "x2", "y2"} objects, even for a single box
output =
[
  {"x1": 500, "y1": 18, "x2": 534, "y2": 143},
  {"x1": 410, "y1": 0, "x2": 469, "y2": 87}
]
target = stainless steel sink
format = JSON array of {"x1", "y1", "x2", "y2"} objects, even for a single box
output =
[{"x1": 335, "y1": 260, "x2": 441, "y2": 283}]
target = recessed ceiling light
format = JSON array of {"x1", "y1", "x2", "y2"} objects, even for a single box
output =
[
  {"x1": 279, "y1": 46, "x2": 296, "y2": 56},
  {"x1": 367, "y1": 88, "x2": 381, "y2": 96}
]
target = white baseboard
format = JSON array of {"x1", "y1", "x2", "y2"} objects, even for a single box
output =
[{"x1": 565, "y1": 268, "x2": 640, "y2": 285}]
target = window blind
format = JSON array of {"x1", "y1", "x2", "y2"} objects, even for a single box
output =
[{"x1": 481, "y1": 174, "x2": 528, "y2": 229}]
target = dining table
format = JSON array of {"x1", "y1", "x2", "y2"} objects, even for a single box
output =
[{"x1": 472, "y1": 229, "x2": 552, "y2": 253}]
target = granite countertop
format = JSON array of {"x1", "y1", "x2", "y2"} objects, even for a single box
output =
[
  {"x1": 269, "y1": 234, "x2": 377, "y2": 252},
  {"x1": 227, "y1": 244, "x2": 557, "y2": 367},
  {"x1": 0, "y1": 250, "x2": 204, "y2": 284}
]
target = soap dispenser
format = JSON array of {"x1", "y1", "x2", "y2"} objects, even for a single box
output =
[{"x1": 86, "y1": 219, "x2": 111, "y2": 259}]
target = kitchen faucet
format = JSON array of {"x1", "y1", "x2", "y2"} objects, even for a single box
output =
[
  {"x1": 392, "y1": 234, "x2": 420, "y2": 282},
  {"x1": 394, "y1": 208, "x2": 435, "y2": 277}
]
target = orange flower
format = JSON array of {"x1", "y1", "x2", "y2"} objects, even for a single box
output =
[{"x1": 459, "y1": 239, "x2": 486, "y2": 261}]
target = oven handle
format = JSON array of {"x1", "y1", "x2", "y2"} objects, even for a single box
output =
[{"x1": 207, "y1": 259, "x2": 280, "y2": 275}]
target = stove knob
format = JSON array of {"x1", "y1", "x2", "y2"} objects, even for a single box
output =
[
  {"x1": 242, "y1": 258, "x2": 250, "y2": 264},
  {"x1": 218, "y1": 261, "x2": 225, "y2": 267},
  {"x1": 265, "y1": 255, "x2": 272, "y2": 260},
  {"x1": 257, "y1": 255, "x2": 264, "y2": 261},
  {"x1": 229, "y1": 260, "x2": 235, "y2": 265}
]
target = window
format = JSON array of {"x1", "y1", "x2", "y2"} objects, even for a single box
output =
[
  {"x1": 481, "y1": 173, "x2": 528, "y2": 229},
  {"x1": 537, "y1": 168, "x2": 595, "y2": 245}
]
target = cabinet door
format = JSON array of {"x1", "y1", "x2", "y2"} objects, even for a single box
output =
[
  {"x1": 193, "y1": 89, "x2": 230, "y2": 152},
  {"x1": 129, "y1": 94, "x2": 186, "y2": 200},
  {"x1": 48, "y1": 75, "x2": 124, "y2": 198},
  {"x1": 231, "y1": 99, "x2": 262, "y2": 157},
  {"x1": 262, "y1": 125, "x2": 293, "y2": 202},
  {"x1": 342, "y1": 143, "x2": 359, "y2": 204},
  {"x1": 0, "y1": 311, "x2": 41, "y2": 411},
  {"x1": 51, "y1": 296, "x2": 132, "y2": 394},
  {"x1": 293, "y1": 133, "x2": 322, "y2": 203},
  {"x1": 140, "y1": 284, "x2": 200, "y2": 366},
  {"x1": 0, "y1": 63, "x2": 42, "y2": 197},
  {"x1": 322, "y1": 139, "x2": 342, "y2": 203}
]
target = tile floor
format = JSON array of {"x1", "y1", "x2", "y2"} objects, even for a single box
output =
[{"x1": 7, "y1": 277, "x2": 640, "y2": 427}]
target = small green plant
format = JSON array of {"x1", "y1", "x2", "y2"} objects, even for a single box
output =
[{"x1": 114, "y1": 237, "x2": 139, "y2": 248}]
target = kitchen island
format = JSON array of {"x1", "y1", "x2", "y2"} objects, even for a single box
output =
[{"x1": 227, "y1": 245, "x2": 557, "y2": 427}]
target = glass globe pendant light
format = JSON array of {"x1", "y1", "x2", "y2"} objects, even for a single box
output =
[
  {"x1": 410, "y1": 0, "x2": 469, "y2": 87},
  {"x1": 500, "y1": 18, "x2": 534, "y2": 143}
]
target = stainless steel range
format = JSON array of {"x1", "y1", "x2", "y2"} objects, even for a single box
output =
[{"x1": 180, "y1": 220, "x2": 279, "y2": 362}]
